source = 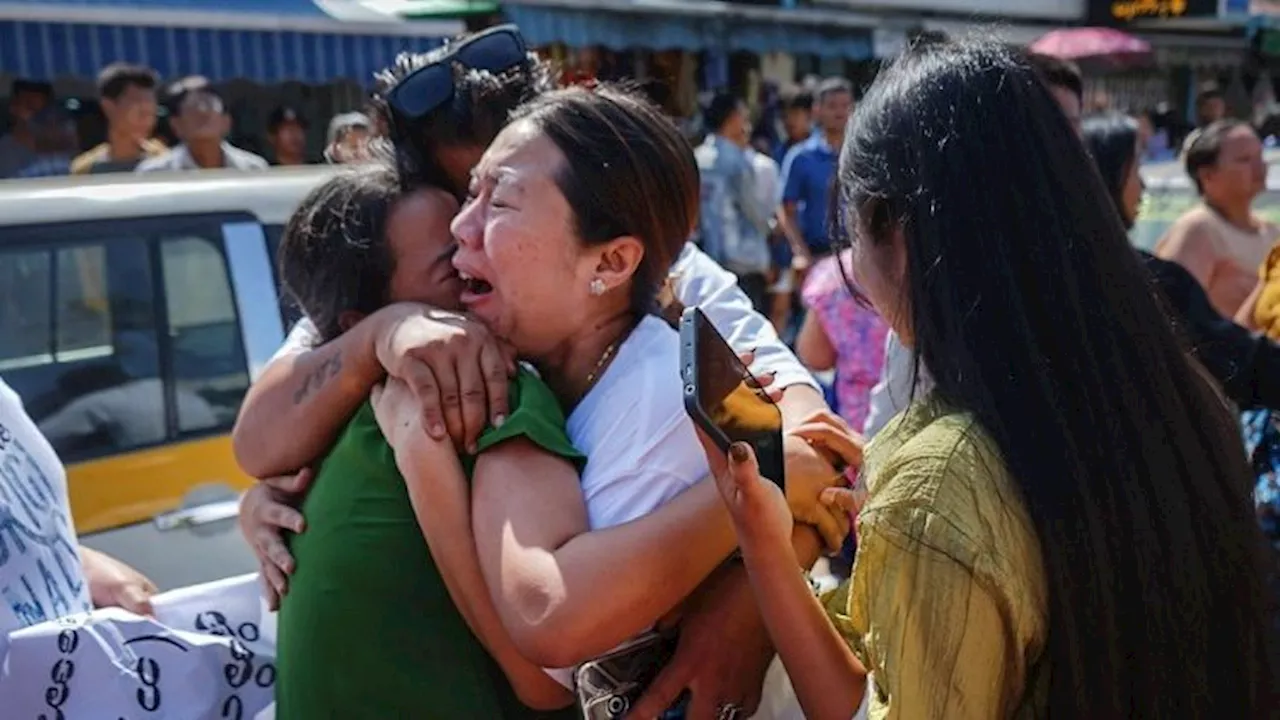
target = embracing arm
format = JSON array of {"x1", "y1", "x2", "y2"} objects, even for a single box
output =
[
  {"x1": 232, "y1": 318, "x2": 383, "y2": 478},
  {"x1": 472, "y1": 440, "x2": 737, "y2": 668},
  {"x1": 391, "y1": 432, "x2": 572, "y2": 709},
  {"x1": 234, "y1": 304, "x2": 515, "y2": 478}
]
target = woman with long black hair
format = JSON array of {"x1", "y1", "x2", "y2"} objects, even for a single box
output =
[{"x1": 711, "y1": 38, "x2": 1276, "y2": 719}]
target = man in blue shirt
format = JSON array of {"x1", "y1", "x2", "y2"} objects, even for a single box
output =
[{"x1": 779, "y1": 78, "x2": 853, "y2": 268}]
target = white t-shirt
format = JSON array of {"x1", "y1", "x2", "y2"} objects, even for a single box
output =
[
  {"x1": 747, "y1": 149, "x2": 782, "y2": 217},
  {"x1": 0, "y1": 379, "x2": 92, "y2": 658},
  {"x1": 545, "y1": 315, "x2": 710, "y2": 686},
  {"x1": 273, "y1": 243, "x2": 817, "y2": 395},
  {"x1": 567, "y1": 315, "x2": 709, "y2": 530}
]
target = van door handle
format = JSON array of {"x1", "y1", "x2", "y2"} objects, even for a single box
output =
[{"x1": 153, "y1": 499, "x2": 241, "y2": 531}]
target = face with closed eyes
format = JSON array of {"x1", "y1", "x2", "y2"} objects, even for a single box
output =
[
  {"x1": 449, "y1": 118, "x2": 641, "y2": 359},
  {"x1": 385, "y1": 188, "x2": 464, "y2": 310}
]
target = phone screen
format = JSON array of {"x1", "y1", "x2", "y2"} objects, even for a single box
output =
[{"x1": 692, "y1": 312, "x2": 786, "y2": 488}]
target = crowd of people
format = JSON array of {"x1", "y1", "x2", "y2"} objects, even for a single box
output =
[
  {"x1": 229, "y1": 24, "x2": 1278, "y2": 720},
  {"x1": 1, "y1": 20, "x2": 1279, "y2": 720},
  {"x1": 0, "y1": 65, "x2": 374, "y2": 179}
]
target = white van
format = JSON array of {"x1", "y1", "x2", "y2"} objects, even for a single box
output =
[{"x1": 0, "y1": 167, "x2": 338, "y2": 589}]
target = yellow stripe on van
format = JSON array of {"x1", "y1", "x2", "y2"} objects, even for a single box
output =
[{"x1": 66, "y1": 434, "x2": 252, "y2": 534}]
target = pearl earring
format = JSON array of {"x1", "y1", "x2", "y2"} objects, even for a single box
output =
[{"x1": 589, "y1": 278, "x2": 606, "y2": 296}]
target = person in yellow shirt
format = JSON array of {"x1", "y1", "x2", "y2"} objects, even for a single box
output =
[
  {"x1": 70, "y1": 63, "x2": 166, "y2": 175},
  {"x1": 709, "y1": 37, "x2": 1276, "y2": 720},
  {"x1": 1236, "y1": 241, "x2": 1280, "y2": 341}
]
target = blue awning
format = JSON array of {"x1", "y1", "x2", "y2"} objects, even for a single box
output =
[
  {"x1": 0, "y1": 0, "x2": 465, "y2": 84},
  {"x1": 728, "y1": 19, "x2": 872, "y2": 59},
  {"x1": 504, "y1": 4, "x2": 723, "y2": 52},
  {"x1": 503, "y1": 1, "x2": 875, "y2": 60}
]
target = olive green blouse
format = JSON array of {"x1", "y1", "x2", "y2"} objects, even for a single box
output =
[{"x1": 824, "y1": 394, "x2": 1051, "y2": 719}]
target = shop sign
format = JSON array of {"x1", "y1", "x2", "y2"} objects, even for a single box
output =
[{"x1": 1090, "y1": 0, "x2": 1218, "y2": 22}]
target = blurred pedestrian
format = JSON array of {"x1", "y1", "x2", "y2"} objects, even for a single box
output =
[
  {"x1": 70, "y1": 63, "x2": 165, "y2": 174},
  {"x1": 136, "y1": 76, "x2": 267, "y2": 172},
  {"x1": 1197, "y1": 86, "x2": 1228, "y2": 129},
  {"x1": 15, "y1": 105, "x2": 77, "y2": 178},
  {"x1": 0, "y1": 79, "x2": 53, "y2": 178},
  {"x1": 696, "y1": 92, "x2": 772, "y2": 311},
  {"x1": 779, "y1": 78, "x2": 852, "y2": 270},
  {"x1": 1156, "y1": 120, "x2": 1277, "y2": 317},
  {"x1": 796, "y1": 252, "x2": 888, "y2": 431},
  {"x1": 323, "y1": 112, "x2": 371, "y2": 164},
  {"x1": 267, "y1": 105, "x2": 309, "y2": 166},
  {"x1": 774, "y1": 85, "x2": 813, "y2": 166}
]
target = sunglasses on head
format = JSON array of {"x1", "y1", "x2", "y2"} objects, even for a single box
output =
[{"x1": 385, "y1": 24, "x2": 530, "y2": 123}]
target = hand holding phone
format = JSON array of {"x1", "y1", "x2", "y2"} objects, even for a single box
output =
[{"x1": 680, "y1": 308, "x2": 785, "y2": 490}]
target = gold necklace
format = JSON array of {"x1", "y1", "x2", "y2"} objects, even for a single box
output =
[{"x1": 583, "y1": 341, "x2": 619, "y2": 390}]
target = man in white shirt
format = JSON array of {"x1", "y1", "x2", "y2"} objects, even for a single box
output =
[
  {"x1": 0, "y1": 378, "x2": 158, "y2": 657},
  {"x1": 136, "y1": 77, "x2": 267, "y2": 173}
]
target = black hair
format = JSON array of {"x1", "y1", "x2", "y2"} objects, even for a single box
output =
[
  {"x1": 837, "y1": 37, "x2": 1274, "y2": 717},
  {"x1": 370, "y1": 35, "x2": 557, "y2": 194},
  {"x1": 1184, "y1": 118, "x2": 1253, "y2": 194},
  {"x1": 780, "y1": 85, "x2": 813, "y2": 113},
  {"x1": 269, "y1": 106, "x2": 306, "y2": 130},
  {"x1": 1198, "y1": 87, "x2": 1225, "y2": 105},
  {"x1": 704, "y1": 92, "x2": 743, "y2": 135},
  {"x1": 97, "y1": 63, "x2": 158, "y2": 101},
  {"x1": 10, "y1": 79, "x2": 53, "y2": 99},
  {"x1": 277, "y1": 160, "x2": 405, "y2": 342},
  {"x1": 910, "y1": 29, "x2": 951, "y2": 47},
  {"x1": 815, "y1": 77, "x2": 852, "y2": 103},
  {"x1": 1082, "y1": 112, "x2": 1141, "y2": 229},
  {"x1": 510, "y1": 83, "x2": 699, "y2": 316},
  {"x1": 163, "y1": 76, "x2": 220, "y2": 117},
  {"x1": 1025, "y1": 51, "x2": 1083, "y2": 103}
]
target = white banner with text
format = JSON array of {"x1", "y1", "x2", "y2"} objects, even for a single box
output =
[{"x1": 0, "y1": 573, "x2": 276, "y2": 719}]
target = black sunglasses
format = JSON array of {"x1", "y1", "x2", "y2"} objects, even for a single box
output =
[{"x1": 385, "y1": 24, "x2": 530, "y2": 123}]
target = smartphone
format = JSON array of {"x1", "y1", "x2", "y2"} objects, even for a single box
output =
[
  {"x1": 680, "y1": 307, "x2": 786, "y2": 490},
  {"x1": 575, "y1": 632, "x2": 683, "y2": 720}
]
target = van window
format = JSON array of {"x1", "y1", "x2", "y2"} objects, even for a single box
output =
[
  {"x1": 0, "y1": 237, "x2": 165, "y2": 460},
  {"x1": 161, "y1": 236, "x2": 248, "y2": 433},
  {"x1": 0, "y1": 249, "x2": 52, "y2": 366},
  {"x1": 56, "y1": 245, "x2": 112, "y2": 357},
  {"x1": 0, "y1": 220, "x2": 251, "y2": 463}
]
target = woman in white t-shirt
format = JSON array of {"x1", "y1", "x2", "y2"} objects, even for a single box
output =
[
  {"x1": 236, "y1": 81, "x2": 859, "y2": 717},
  {"x1": 372, "y1": 85, "x2": 857, "y2": 695},
  {"x1": 0, "y1": 378, "x2": 159, "y2": 657}
]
